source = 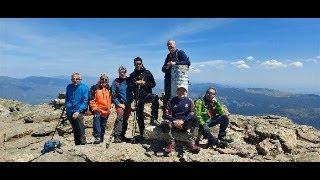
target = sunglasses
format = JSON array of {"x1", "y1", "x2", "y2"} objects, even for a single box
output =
[
  {"x1": 72, "y1": 78, "x2": 81, "y2": 81},
  {"x1": 206, "y1": 92, "x2": 216, "y2": 95},
  {"x1": 135, "y1": 62, "x2": 142, "y2": 66},
  {"x1": 100, "y1": 78, "x2": 108, "y2": 81},
  {"x1": 119, "y1": 71, "x2": 126, "y2": 74}
]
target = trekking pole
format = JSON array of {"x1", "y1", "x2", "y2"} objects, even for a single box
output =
[
  {"x1": 131, "y1": 85, "x2": 140, "y2": 136},
  {"x1": 106, "y1": 110, "x2": 124, "y2": 148},
  {"x1": 50, "y1": 106, "x2": 66, "y2": 140}
]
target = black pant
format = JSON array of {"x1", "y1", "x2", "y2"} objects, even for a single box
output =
[
  {"x1": 160, "y1": 117, "x2": 199, "y2": 144},
  {"x1": 137, "y1": 93, "x2": 159, "y2": 135},
  {"x1": 67, "y1": 113, "x2": 86, "y2": 145}
]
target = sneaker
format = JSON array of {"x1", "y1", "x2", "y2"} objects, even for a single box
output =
[
  {"x1": 188, "y1": 143, "x2": 200, "y2": 154},
  {"x1": 93, "y1": 137, "x2": 101, "y2": 144},
  {"x1": 113, "y1": 137, "x2": 122, "y2": 143},
  {"x1": 164, "y1": 141, "x2": 175, "y2": 153}
]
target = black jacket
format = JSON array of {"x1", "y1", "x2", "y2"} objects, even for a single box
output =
[{"x1": 130, "y1": 67, "x2": 156, "y2": 99}]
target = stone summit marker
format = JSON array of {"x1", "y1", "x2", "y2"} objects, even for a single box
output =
[{"x1": 170, "y1": 65, "x2": 189, "y2": 98}]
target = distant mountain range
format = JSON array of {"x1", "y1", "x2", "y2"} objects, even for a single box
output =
[{"x1": 0, "y1": 76, "x2": 319, "y2": 129}]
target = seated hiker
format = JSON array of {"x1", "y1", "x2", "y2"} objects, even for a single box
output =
[
  {"x1": 160, "y1": 85, "x2": 200, "y2": 154},
  {"x1": 65, "y1": 72, "x2": 89, "y2": 145},
  {"x1": 111, "y1": 66, "x2": 134, "y2": 143},
  {"x1": 194, "y1": 87, "x2": 230, "y2": 148},
  {"x1": 89, "y1": 74, "x2": 112, "y2": 144}
]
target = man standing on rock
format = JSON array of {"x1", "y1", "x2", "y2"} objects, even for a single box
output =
[
  {"x1": 161, "y1": 85, "x2": 200, "y2": 154},
  {"x1": 130, "y1": 57, "x2": 159, "y2": 142},
  {"x1": 162, "y1": 40, "x2": 190, "y2": 117},
  {"x1": 89, "y1": 74, "x2": 112, "y2": 144},
  {"x1": 194, "y1": 87, "x2": 230, "y2": 148},
  {"x1": 111, "y1": 66, "x2": 134, "y2": 143},
  {"x1": 65, "y1": 72, "x2": 89, "y2": 145}
]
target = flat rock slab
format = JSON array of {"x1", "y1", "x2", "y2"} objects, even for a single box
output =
[{"x1": 296, "y1": 126, "x2": 320, "y2": 144}]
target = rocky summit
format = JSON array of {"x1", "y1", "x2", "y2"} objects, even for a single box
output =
[{"x1": 0, "y1": 97, "x2": 319, "y2": 162}]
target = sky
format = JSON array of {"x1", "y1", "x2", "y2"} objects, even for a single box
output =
[{"x1": 0, "y1": 18, "x2": 320, "y2": 94}]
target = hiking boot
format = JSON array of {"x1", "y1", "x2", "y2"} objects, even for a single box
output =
[
  {"x1": 164, "y1": 141, "x2": 175, "y2": 153},
  {"x1": 80, "y1": 139, "x2": 87, "y2": 145},
  {"x1": 100, "y1": 137, "x2": 104, "y2": 143},
  {"x1": 113, "y1": 137, "x2": 122, "y2": 143},
  {"x1": 120, "y1": 136, "x2": 131, "y2": 143},
  {"x1": 218, "y1": 140, "x2": 228, "y2": 148},
  {"x1": 93, "y1": 137, "x2": 101, "y2": 144},
  {"x1": 188, "y1": 142, "x2": 200, "y2": 154},
  {"x1": 79, "y1": 136, "x2": 87, "y2": 145}
]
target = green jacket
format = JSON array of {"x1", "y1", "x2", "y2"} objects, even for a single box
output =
[{"x1": 194, "y1": 97, "x2": 225, "y2": 126}]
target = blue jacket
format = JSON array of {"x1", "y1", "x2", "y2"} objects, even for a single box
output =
[
  {"x1": 65, "y1": 83, "x2": 89, "y2": 116},
  {"x1": 111, "y1": 77, "x2": 134, "y2": 107},
  {"x1": 164, "y1": 96, "x2": 195, "y2": 122}
]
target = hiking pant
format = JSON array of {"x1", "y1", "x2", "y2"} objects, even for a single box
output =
[
  {"x1": 67, "y1": 113, "x2": 86, "y2": 145},
  {"x1": 137, "y1": 93, "x2": 159, "y2": 135},
  {"x1": 92, "y1": 112, "x2": 108, "y2": 141},
  {"x1": 114, "y1": 106, "x2": 132, "y2": 138},
  {"x1": 203, "y1": 115, "x2": 229, "y2": 143},
  {"x1": 160, "y1": 116, "x2": 199, "y2": 144}
]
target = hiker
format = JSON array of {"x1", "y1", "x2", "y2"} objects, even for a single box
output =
[
  {"x1": 160, "y1": 86, "x2": 200, "y2": 154},
  {"x1": 65, "y1": 72, "x2": 89, "y2": 145},
  {"x1": 161, "y1": 40, "x2": 190, "y2": 117},
  {"x1": 88, "y1": 74, "x2": 112, "y2": 144},
  {"x1": 130, "y1": 57, "x2": 159, "y2": 141},
  {"x1": 111, "y1": 66, "x2": 134, "y2": 143},
  {"x1": 194, "y1": 87, "x2": 230, "y2": 148}
]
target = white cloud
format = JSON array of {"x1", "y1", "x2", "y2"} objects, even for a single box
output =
[
  {"x1": 189, "y1": 60, "x2": 227, "y2": 73},
  {"x1": 317, "y1": 56, "x2": 320, "y2": 59},
  {"x1": 246, "y1": 56, "x2": 254, "y2": 61},
  {"x1": 231, "y1": 60, "x2": 250, "y2": 69},
  {"x1": 288, "y1": 61, "x2": 303, "y2": 68},
  {"x1": 193, "y1": 60, "x2": 226, "y2": 69},
  {"x1": 261, "y1": 60, "x2": 287, "y2": 69},
  {"x1": 189, "y1": 66, "x2": 202, "y2": 73}
]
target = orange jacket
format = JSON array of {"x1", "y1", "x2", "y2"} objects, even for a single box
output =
[{"x1": 89, "y1": 85, "x2": 112, "y2": 117}]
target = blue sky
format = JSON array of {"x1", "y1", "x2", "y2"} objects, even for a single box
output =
[{"x1": 0, "y1": 18, "x2": 320, "y2": 93}]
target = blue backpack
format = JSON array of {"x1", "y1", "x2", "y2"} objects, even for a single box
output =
[{"x1": 41, "y1": 140, "x2": 62, "y2": 154}]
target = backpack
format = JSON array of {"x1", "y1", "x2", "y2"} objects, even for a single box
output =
[{"x1": 41, "y1": 140, "x2": 62, "y2": 154}]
